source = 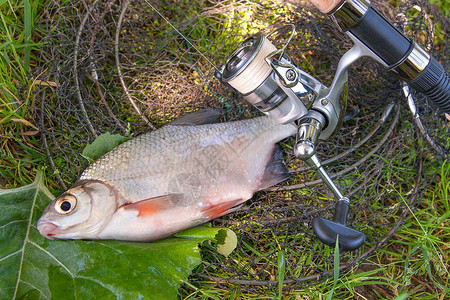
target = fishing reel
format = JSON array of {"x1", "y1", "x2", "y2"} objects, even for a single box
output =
[
  {"x1": 216, "y1": 27, "x2": 369, "y2": 251},
  {"x1": 217, "y1": 32, "x2": 321, "y2": 125}
]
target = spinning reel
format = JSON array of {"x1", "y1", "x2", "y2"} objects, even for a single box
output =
[{"x1": 216, "y1": 27, "x2": 367, "y2": 251}]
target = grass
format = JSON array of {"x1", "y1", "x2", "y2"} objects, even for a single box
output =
[
  {"x1": 0, "y1": 0, "x2": 48, "y2": 188},
  {"x1": 429, "y1": 0, "x2": 449, "y2": 16},
  {"x1": 178, "y1": 157, "x2": 449, "y2": 299},
  {"x1": 1, "y1": 0, "x2": 449, "y2": 299},
  {"x1": 331, "y1": 161, "x2": 450, "y2": 299}
]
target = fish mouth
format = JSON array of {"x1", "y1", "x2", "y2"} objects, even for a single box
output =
[{"x1": 37, "y1": 218, "x2": 60, "y2": 240}]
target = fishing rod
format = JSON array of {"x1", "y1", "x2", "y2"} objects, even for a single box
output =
[{"x1": 310, "y1": 0, "x2": 450, "y2": 113}]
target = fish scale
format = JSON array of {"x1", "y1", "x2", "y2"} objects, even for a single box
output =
[
  {"x1": 38, "y1": 114, "x2": 297, "y2": 241},
  {"x1": 79, "y1": 117, "x2": 294, "y2": 204}
]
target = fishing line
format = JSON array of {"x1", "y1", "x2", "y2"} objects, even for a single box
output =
[{"x1": 144, "y1": 0, "x2": 221, "y2": 72}]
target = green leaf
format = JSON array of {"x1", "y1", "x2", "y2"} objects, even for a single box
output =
[
  {"x1": 82, "y1": 132, "x2": 130, "y2": 163},
  {"x1": 175, "y1": 226, "x2": 237, "y2": 257},
  {"x1": 0, "y1": 171, "x2": 236, "y2": 299},
  {"x1": 215, "y1": 228, "x2": 237, "y2": 257}
]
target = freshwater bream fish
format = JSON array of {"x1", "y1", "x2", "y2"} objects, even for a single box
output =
[{"x1": 37, "y1": 110, "x2": 296, "y2": 241}]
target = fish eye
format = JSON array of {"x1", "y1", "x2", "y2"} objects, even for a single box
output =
[{"x1": 55, "y1": 194, "x2": 77, "y2": 215}]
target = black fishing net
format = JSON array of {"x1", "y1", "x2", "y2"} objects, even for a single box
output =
[{"x1": 34, "y1": 0, "x2": 449, "y2": 295}]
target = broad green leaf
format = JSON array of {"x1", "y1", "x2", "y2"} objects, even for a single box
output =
[
  {"x1": 0, "y1": 172, "x2": 236, "y2": 299},
  {"x1": 82, "y1": 132, "x2": 130, "y2": 163}
]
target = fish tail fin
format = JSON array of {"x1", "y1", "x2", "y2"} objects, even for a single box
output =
[{"x1": 258, "y1": 144, "x2": 291, "y2": 190}]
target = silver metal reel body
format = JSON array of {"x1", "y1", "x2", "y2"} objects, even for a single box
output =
[
  {"x1": 218, "y1": 31, "x2": 384, "y2": 139},
  {"x1": 218, "y1": 29, "x2": 388, "y2": 250},
  {"x1": 218, "y1": 29, "x2": 386, "y2": 158}
]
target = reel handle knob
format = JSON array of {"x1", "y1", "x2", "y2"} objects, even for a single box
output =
[
  {"x1": 334, "y1": 198, "x2": 349, "y2": 225},
  {"x1": 312, "y1": 219, "x2": 366, "y2": 251},
  {"x1": 312, "y1": 200, "x2": 366, "y2": 251}
]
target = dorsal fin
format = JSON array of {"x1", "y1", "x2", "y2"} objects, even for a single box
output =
[{"x1": 168, "y1": 109, "x2": 222, "y2": 126}]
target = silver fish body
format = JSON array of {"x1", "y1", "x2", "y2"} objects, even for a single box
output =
[{"x1": 38, "y1": 115, "x2": 296, "y2": 241}]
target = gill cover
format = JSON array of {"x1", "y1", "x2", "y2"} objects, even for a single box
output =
[{"x1": 38, "y1": 181, "x2": 118, "y2": 239}]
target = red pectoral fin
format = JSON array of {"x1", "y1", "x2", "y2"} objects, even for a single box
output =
[
  {"x1": 122, "y1": 194, "x2": 182, "y2": 217},
  {"x1": 201, "y1": 198, "x2": 246, "y2": 220}
]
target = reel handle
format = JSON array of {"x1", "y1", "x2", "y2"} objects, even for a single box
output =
[{"x1": 295, "y1": 112, "x2": 365, "y2": 250}]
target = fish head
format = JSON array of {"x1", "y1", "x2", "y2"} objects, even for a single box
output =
[{"x1": 37, "y1": 180, "x2": 118, "y2": 240}]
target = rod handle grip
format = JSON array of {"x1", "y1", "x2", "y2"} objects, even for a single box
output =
[{"x1": 408, "y1": 56, "x2": 450, "y2": 114}]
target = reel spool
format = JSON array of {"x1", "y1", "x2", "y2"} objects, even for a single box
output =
[
  {"x1": 219, "y1": 33, "x2": 310, "y2": 124},
  {"x1": 222, "y1": 33, "x2": 276, "y2": 95}
]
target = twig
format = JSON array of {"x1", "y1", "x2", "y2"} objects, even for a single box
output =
[
  {"x1": 347, "y1": 167, "x2": 380, "y2": 198},
  {"x1": 39, "y1": 92, "x2": 67, "y2": 190},
  {"x1": 404, "y1": 85, "x2": 449, "y2": 159},
  {"x1": 74, "y1": 0, "x2": 99, "y2": 137},
  {"x1": 368, "y1": 284, "x2": 393, "y2": 299},
  {"x1": 85, "y1": 1, "x2": 127, "y2": 134},
  {"x1": 92, "y1": 72, "x2": 127, "y2": 133},
  {"x1": 115, "y1": 0, "x2": 154, "y2": 129},
  {"x1": 411, "y1": 275, "x2": 436, "y2": 295}
]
